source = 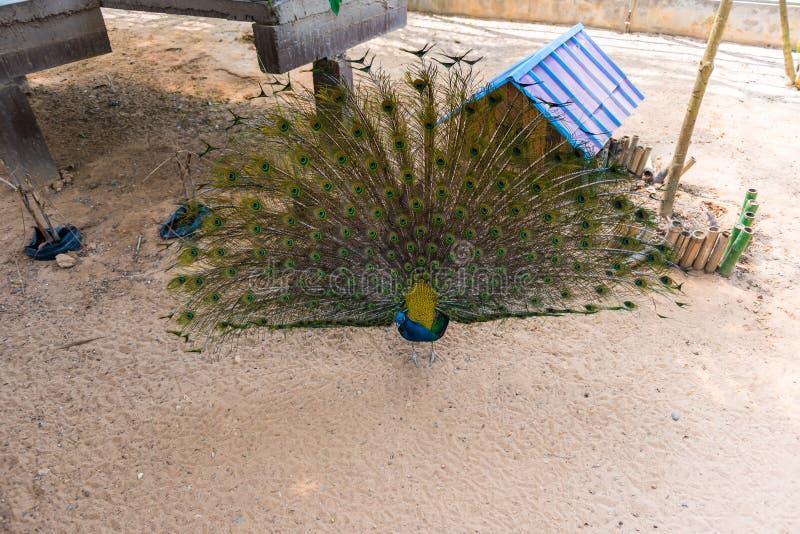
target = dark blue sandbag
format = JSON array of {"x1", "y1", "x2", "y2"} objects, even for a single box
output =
[
  {"x1": 25, "y1": 225, "x2": 83, "y2": 261},
  {"x1": 160, "y1": 205, "x2": 211, "y2": 239}
]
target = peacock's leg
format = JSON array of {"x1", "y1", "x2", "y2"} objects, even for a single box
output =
[
  {"x1": 429, "y1": 342, "x2": 441, "y2": 367},
  {"x1": 404, "y1": 343, "x2": 421, "y2": 368}
]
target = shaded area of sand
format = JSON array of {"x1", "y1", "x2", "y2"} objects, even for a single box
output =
[{"x1": 1, "y1": 10, "x2": 799, "y2": 532}]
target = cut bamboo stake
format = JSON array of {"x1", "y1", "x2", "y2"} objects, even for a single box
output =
[
  {"x1": 624, "y1": 135, "x2": 640, "y2": 170},
  {"x1": 642, "y1": 156, "x2": 656, "y2": 181},
  {"x1": 634, "y1": 145, "x2": 652, "y2": 177},
  {"x1": 744, "y1": 200, "x2": 759, "y2": 216},
  {"x1": 704, "y1": 230, "x2": 730, "y2": 273},
  {"x1": 618, "y1": 136, "x2": 631, "y2": 167},
  {"x1": 679, "y1": 230, "x2": 706, "y2": 268},
  {"x1": 666, "y1": 219, "x2": 683, "y2": 245},
  {"x1": 679, "y1": 156, "x2": 696, "y2": 178},
  {"x1": 723, "y1": 212, "x2": 755, "y2": 258},
  {"x1": 692, "y1": 226, "x2": 720, "y2": 270},
  {"x1": 718, "y1": 226, "x2": 754, "y2": 277},
  {"x1": 740, "y1": 211, "x2": 755, "y2": 228},
  {"x1": 630, "y1": 146, "x2": 645, "y2": 176},
  {"x1": 675, "y1": 230, "x2": 692, "y2": 261},
  {"x1": 659, "y1": 0, "x2": 733, "y2": 217},
  {"x1": 740, "y1": 188, "x2": 757, "y2": 216}
]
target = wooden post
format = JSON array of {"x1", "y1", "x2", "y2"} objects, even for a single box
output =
[
  {"x1": 313, "y1": 55, "x2": 354, "y2": 94},
  {"x1": 0, "y1": 78, "x2": 61, "y2": 188},
  {"x1": 659, "y1": 0, "x2": 733, "y2": 217},
  {"x1": 692, "y1": 226, "x2": 719, "y2": 270}
]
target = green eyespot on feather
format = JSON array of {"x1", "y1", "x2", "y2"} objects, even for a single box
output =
[
  {"x1": 479, "y1": 204, "x2": 491, "y2": 217},
  {"x1": 335, "y1": 152, "x2": 349, "y2": 165},
  {"x1": 350, "y1": 125, "x2": 365, "y2": 139},
  {"x1": 397, "y1": 214, "x2": 409, "y2": 227},
  {"x1": 168, "y1": 276, "x2": 187, "y2": 289},
  {"x1": 344, "y1": 204, "x2": 356, "y2": 217},
  {"x1": 178, "y1": 311, "x2": 195, "y2": 326},
  {"x1": 433, "y1": 214, "x2": 445, "y2": 226},
  {"x1": 401, "y1": 168, "x2": 414, "y2": 183}
]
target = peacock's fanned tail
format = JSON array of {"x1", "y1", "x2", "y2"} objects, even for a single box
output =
[{"x1": 167, "y1": 54, "x2": 678, "y2": 342}]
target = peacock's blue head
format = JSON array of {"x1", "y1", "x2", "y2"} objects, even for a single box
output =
[{"x1": 394, "y1": 311, "x2": 407, "y2": 326}]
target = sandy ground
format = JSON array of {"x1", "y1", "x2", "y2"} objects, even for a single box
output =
[{"x1": 1, "y1": 9, "x2": 799, "y2": 533}]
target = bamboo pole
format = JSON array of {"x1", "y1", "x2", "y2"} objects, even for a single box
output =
[
  {"x1": 743, "y1": 200, "x2": 759, "y2": 216},
  {"x1": 718, "y1": 227, "x2": 754, "y2": 277},
  {"x1": 675, "y1": 230, "x2": 692, "y2": 261},
  {"x1": 740, "y1": 188, "x2": 757, "y2": 216},
  {"x1": 692, "y1": 226, "x2": 719, "y2": 270},
  {"x1": 659, "y1": 0, "x2": 733, "y2": 217},
  {"x1": 618, "y1": 136, "x2": 631, "y2": 168},
  {"x1": 630, "y1": 146, "x2": 645, "y2": 176},
  {"x1": 634, "y1": 145, "x2": 652, "y2": 177},
  {"x1": 666, "y1": 219, "x2": 683, "y2": 245},
  {"x1": 679, "y1": 230, "x2": 706, "y2": 268},
  {"x1": 704, "y1": 230, "x2": 730, "y2": 273},
  {"x1": 624, "y1": 135, "x2": 639, "y2": 170},
  {"x1": 779, "y1": 0, "x2": 797, "y2": 83},
  {"x1": 679, "y1": 156, "x2": 696, "y2": 178}
]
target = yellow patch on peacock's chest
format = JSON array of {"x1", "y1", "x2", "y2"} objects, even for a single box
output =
[{"x1": 405, "y1": 280, "x2": 437, "y2": 330}]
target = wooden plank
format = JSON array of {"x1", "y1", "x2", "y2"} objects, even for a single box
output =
[
  {"x1": 100, "y1": 0, "x2": 278, "y2": 23},
  {"x1": 253, "y1": 0, "x2": 406, "y2": 73},
  {"x1": 0, "y1": 3, "x2": 111, "y2": 81},
  {"x1": 0, "y1": 78, "x2": 60, "y2": 187},
  {"x1": 0, "y1": 0, "x2": 96, "y2": 25}
]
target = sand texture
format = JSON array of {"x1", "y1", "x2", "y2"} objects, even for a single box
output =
[{"x1": 1, "y1": 10, "x2": 799, "y2": 533}]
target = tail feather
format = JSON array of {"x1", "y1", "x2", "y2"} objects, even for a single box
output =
[{"x1": 168, "y1": 52, "x2": 678, "y2": 342}]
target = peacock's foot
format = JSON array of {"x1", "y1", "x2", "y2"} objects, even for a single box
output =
[
  {"x1": 405, "y1": 350, "x2": 421, "y2": 368},
  {"x1": 429, "y1": 348, "x2": 441, "y2": 367}
]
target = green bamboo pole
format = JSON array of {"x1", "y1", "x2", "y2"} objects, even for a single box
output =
[
  {"x1": 744, "y1": 200, "x2": 759, "y2": 216},
  {"x1": 718, "y1": 227, "x2": 754, "y2": 277},
  {"x1": 740, "y1": 211, "x2": 755, "y2": 228},
  {"x1": 740, "y1": 188, "x2": 757, "y2": 216}
]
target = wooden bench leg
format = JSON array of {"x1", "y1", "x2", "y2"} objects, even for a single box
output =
[
  {"x1": 0, "y1": 77, "x2": 60, "y2": 188},
  {"x1": 312, "y1": 55, "x2": 354, "y2": 93}
]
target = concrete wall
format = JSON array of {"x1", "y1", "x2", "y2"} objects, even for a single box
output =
[{"x1": 408, "y1": 0, "x2": 800, "y2": 49}]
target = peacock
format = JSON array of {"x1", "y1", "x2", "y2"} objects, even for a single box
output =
[{"x1": 166, "y1": 48, "x2": 680, "y2": 366}]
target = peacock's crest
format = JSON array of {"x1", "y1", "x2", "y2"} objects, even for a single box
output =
[{"x1": 166, "y1": 47, "x2": 680, "y2": 348}]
